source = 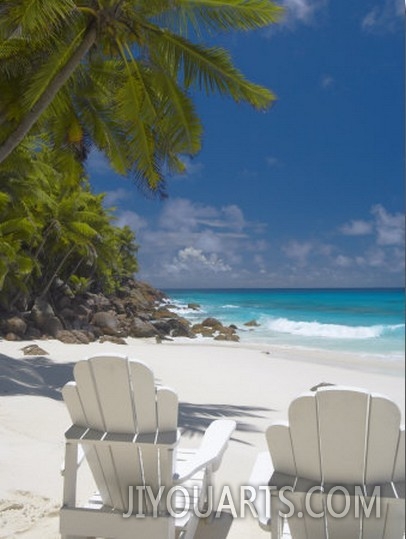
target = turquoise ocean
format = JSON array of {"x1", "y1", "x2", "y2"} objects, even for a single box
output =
[{"x1": 164, "y1": 289, "x2": 405, "y2": 361}]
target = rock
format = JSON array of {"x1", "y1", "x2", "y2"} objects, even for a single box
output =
[
  {"x1": 200, "y1": 328, "x2": 216, "y2": 338},
  {"x1": 91, "y1": 312, "x2": 119, "y2": 335},
  {"x1": 110, "y1": 298, "x2": 125, "y2": 314},
  {"x1": 129, "y1": 318, "x2": 159, "y2": 338},
  {"x1": 5, "y1": 316, "x2": 27, "y2": 336},
  {"x1": 5, "y1": 332, "x2": 19, "y2": 341},
  {"x1": 75, "y1": 305, "x2": 92, "y2": 319},
  {"x1": 192, "y1": 324, "x2": 215, "y2": 337},
  {"x1": 229, "y1": 324, "x2": 238, "y2": 330},
  {"x1": 201, "y1": 317, "x2": 223, "y2": 329},
  {"x1": 56, "y1": 330, "x2": 80, "y2": 344},
  {"x1": 99, "y1": 335, "x2": 127, "y2": 345},
  {"x1": 187, "y1": 303, "x2": 201, "y2": 311},
  {"x1": 30, "y1": 298, "x2": 63, "y2": 337},
  {"x1": 59, "y1": 308, "x2": 76, "y2": 321},
  {"x1": 25, "y1": 326, "x2": 42, "y2": 339},
  {"x1": 21, "y1": 344, "x2": 49, "y2": 355},
  {"x1": 151, "y1": 320, "x2": 172, "y2": 335},
  {"x1": 31, "y1": 298, "x2": 55, "y2": 325},
  {"x1": 214, "y1": 333, "x2": 240, "y2": 342},
  {"x1": 57, "y1": 296, "x2": 72, "y2": 310},
  {"x1": 71, "y1": 330, "x2": 91, "y2": 344},
  {"x1": 42, "y1": 316, "x2": 63, "y2": 337},
  {"x1": 244, "y1": 320, "x2": 260, "y2": 327},
  {"x1": 128, "y1": 289, "x2": 150, "y2": 309},
  {"x1": 0, "y1": 277, "x2": 207, "y2": 343},
  {"x1": 153, "y1": 308, "x2": 175, "y2": 319},
  {"x1": 167, "y1": 318, "x2": 196, "y2": 338}
]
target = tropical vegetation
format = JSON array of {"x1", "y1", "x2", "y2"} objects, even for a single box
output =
[
  {"x1": 0, "y1": 140, "x2": 138, "y2": 309},
  {"x1": 0, "y1": 0, "x2": 282, "y2": 313}
]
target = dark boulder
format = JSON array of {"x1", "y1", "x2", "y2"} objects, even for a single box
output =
[
  {"x1": 129, "y1": 318, "x2": 159, "y2": 338},
  {"x1": 5, "y1": 316, "x2": 27, "y2": 337},
  {"x1": 91, "y1": 312, "x2": 119, "y2": 335}
]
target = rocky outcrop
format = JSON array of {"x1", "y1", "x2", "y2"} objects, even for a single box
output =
[
  {"x1": 0, "y1": 278, "x2": 240, "y2": 345},
  {"x1": 244, "y1": 319, "x2": 260, "y2": 327},
  {"x1": 192, "y1": 318, "x2": 240, "y2": 342}
]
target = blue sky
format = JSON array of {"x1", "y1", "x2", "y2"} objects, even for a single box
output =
[{"x1": 87, "y1": 0, "x2": 404, "y2": 289}]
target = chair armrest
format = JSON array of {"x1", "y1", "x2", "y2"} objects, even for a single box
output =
[
  {"x1": 249, "y1": 451, "x2": 274, "y2": 531},
  {"x1": 173, "y1": 419, "x2": 236, "y2": 484},
  {"x1": 61, "y1": 444, "x2": 85, "y2": 476}
]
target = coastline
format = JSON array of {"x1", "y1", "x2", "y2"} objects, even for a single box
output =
[{"x1": 0, "y1": 337, "x2": 404, "y2": 538}]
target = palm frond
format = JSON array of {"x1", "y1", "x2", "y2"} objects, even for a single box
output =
[
  {"x1": 155, "y1": 0, "x2": 283, "y2": 35},
  {"x1": 22, "y1": 24, "x2": 87, "y2": 111},
  {"x1": 150, "y1": 29, "x2": 275, "y2": 110},
  {"x1": 1, "y1": 0, "x2": 78, "y2": 38}
]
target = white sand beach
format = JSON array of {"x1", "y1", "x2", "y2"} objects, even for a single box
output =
[{"x1": 0, "y1": 338, "x2": 404, "y2": 538}]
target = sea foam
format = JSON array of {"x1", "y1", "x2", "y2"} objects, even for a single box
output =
[{"x1": 266, "y1": 318, "x2": 404, "y2": 340}]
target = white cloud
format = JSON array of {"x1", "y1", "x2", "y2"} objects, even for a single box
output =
[
  {"x1": 321, "y1": 75, "x2": 334, "y2": 89},
  {"x1": 371, "y1": 204, "x2": 405, "y2": 246},
  {"x1": 159, "y1": 198, "x2": 217, "y2": 231},
  {"x1": 166, "y1": 247, "x2": 231, "y2": 275},
  {"x1": 362, "y1": 0, "x2": 403, "y2": 33},
  {"x1": 221, "y1": 205, "x2": 246, "y2": 231},
  {"x1": 119, "y1": 198, "x2": 266, "y2": 286},
  {"x1": 104, "y1": 188, "x2": 131, "y2": 207},
  {"x1": 282, "y1": 240, "x2": 313, "y2": 266},
  {"x1": 157, "y1": 198, "x2": 250, "y2": 233},
  {"x1": 340, "y1": 219, "x2": 373, "y2": 236},
  {"x1": 116, "y1": 210, "x2": 147, "y2": 231},
  {"x1": 280, "y1": 0, "x2": 327, "y2": 26},
  {"x1": 195, "y1": 230, "x2": 226, "y2": 253},
  {"x1": 115, "y1": 197, "x2": 404, "y2": 288},
  {"x1": 335, "y1": 255, "x2": 352, "y2": 267}
]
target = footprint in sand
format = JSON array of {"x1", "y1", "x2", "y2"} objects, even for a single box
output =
[{"x1": 0, "y1": 490, "x2": 59, "y2": 538}]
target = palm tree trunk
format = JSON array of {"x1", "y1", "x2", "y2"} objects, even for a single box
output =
[
  {"x1": 40, "y1": 245, "x2": 76, "y2": 297},
  {"x1": 0, "y1": 23, "x2": 98, "y2": 164}
]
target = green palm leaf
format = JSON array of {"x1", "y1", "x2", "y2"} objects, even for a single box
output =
[
  {"x1": 150, "y1": 29, "x2": 275, "y2": 109},
  {"x1": 1, "y1": 0, "x2": 78, "y2": 37},
  {"x1": 156, "y1": 0, "x2": 283, "y2": 34}
]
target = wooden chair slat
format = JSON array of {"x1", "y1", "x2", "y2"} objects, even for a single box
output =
[
  {"x1": 266, "y1": 423, "x2": 296, "y2": 477},
  {"x1": 89, "y1": 355, "x2": 136, "y2": 434},
  {"x1": 129, "y1": 361, "x2": 158, "y2": 434},
  {"x1": 317, "y1": 388, "x2": 369, "y2": 484},
  {"x1": 393, "y1": 428, "x2": 405, "y2": 482},
  {"x1": 366, "y1": 395, "x2": 401, "y2": 485},
  {"x1": 74, "y1": 360, "x2": 105, "y2": 431},
  {"x1": 157, "y1": 387, "x2": 178, "y2": 432},
  {"x1": 289, "y1": 393, "x2": 322, "y2": 482}
]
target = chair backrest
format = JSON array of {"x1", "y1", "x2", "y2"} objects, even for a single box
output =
[
  {"x1": 62, "y1": 355, "x2": 179, "y2": 513},
  {"x1": 267, "y1": 386, "x2": 404, "y2": 486}
]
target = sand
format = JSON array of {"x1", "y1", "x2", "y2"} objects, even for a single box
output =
[{"x1": 0, "y1": 337, "x2": 404, "y2": 538}]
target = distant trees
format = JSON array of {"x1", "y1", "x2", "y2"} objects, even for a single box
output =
[{"x1": 0, "y1": 141, "x2": 138, "y2": 309}]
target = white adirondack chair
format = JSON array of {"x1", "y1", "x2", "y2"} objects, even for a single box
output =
[
  {"x1": 250, "y1": 386, "x2": 405, "y2": 539},
  {"x1": 60, "y1": 355, "x2": 236, "y2": 539}
]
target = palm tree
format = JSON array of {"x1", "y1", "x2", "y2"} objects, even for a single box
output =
[
  {"x1": 0, "y1": 0, "x2": 282, "y2": 189},
  {"x1": 0, "y1": 139, "x2": 140, "y2": 308}
]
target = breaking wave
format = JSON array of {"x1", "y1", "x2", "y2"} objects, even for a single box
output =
[{"x1": 265, "y1": 318, "x2": 404, "y2": 340}]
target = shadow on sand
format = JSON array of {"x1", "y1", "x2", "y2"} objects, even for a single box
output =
[
  {"x1": 0, "y1": 353, "x2": 274, "y2": 441},
  {"x1": 179, "y1": 402, "x2": 272, "y2": 443},
  {"x1": 0, "y1": 353, "x2": 74, "y2": 400}
]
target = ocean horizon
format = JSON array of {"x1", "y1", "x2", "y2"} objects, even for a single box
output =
[{"x1": 163, "y1": 287, "x2": 405, "y2": 361}]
